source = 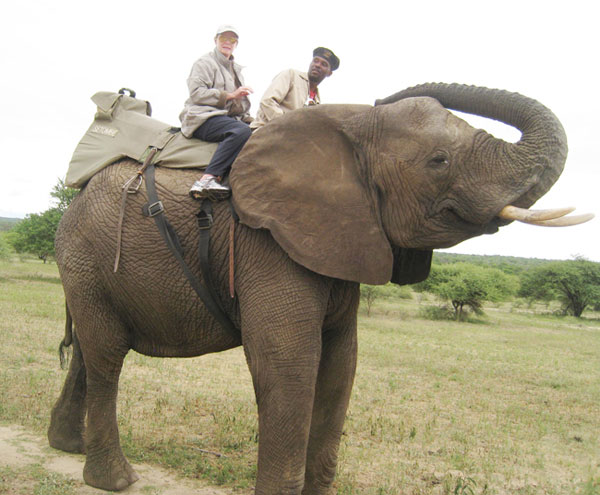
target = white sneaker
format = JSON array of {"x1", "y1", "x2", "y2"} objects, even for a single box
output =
[{"x1": 189, "y1": 175, "x2": 231, "y2": 201}]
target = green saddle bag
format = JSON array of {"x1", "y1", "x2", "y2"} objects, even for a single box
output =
[{"x1": 66, "y1": 88, "x2": 217, "y2": 188}]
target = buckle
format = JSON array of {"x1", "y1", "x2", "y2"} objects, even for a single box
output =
[
  {"x1": 144, "y1": 201, "x2": 164, "y2": 217},
  {"x1": 197, "y1": 211, "x2": 213, "y2": 229},
  {"x1": 122, "y1": 173, "x2": 143, "y2": 194}
]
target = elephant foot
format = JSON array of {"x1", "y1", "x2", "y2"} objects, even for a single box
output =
[
  {"x1": 301, "y1": 480, "x2": 335, "y2": 495},
  {"x1": 83, "y1": 453, "x2": 139, "y2": 491},
  {"x1": 47, "y1": 412, "x2": 86, "y2": 454}
]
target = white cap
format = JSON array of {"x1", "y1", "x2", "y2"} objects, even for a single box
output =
[{"x1": 215, "y1": 25, "x2": 239, "y2": 38}]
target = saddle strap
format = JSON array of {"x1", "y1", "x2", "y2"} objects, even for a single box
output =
[
  {"x1": 227, "y1": 200, "x2": 240, "y2": 299},
  {"x1": 114, "y1": 148, "x2": 158, "y2": 272},
  {"x1": 229, "y1": 216, "x2": 235, "y2": 299},
  {"x1": 142, "y1": 164, "x2": 239, "y2": 339}
]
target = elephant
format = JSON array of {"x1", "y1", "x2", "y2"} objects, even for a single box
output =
[{"x1": 48, "y1": 83, "x2": 577, "y2": 493}]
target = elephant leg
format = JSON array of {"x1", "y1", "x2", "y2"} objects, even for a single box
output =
[
  {"x1": 76, "y1": 315, "x2": 138, "y2": 491},
  {"x1": 241, "y1": 290, "x2": 328, "y2": 494},
  {"x1": 303, "y1": 291, "x2": 359, "y2": 494},
  {"x1": 48, "y1": 331, "x2": 87, "y2": 454}
]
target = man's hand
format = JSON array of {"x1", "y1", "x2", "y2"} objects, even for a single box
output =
[{"x1": 227, "y1": 86, "x2": 254, "y2": 100}]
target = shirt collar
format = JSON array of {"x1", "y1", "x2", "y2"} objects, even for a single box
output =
[{"x1": 213, "y1": 47, "x2": 235, "y2": 65}]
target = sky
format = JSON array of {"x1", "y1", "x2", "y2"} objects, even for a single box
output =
[{"x1": 1, "y1": 0, "x2": 598, "y2": 261}]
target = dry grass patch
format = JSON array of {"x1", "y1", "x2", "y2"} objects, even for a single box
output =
[{"x1": 1, "y1": 259, "x2": 599, "y2": 494}]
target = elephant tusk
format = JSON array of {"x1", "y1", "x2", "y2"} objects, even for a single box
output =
[
  {"x1": 498, "y1": 205, "x2": 576, "y2": 222},
  {"x1": 524, "y1": 213, "x2": 595, "y2": 227}
]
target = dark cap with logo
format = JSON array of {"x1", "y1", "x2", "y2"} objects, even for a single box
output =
[{"x1": 313, "y1": 47, "x2": 340, "y2": 71}]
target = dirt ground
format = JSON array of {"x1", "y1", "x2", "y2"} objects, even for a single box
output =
[{"x1": 0, "y1": 424, "x2": 232, "y2": 495}]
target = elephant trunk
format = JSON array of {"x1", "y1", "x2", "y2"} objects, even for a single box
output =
[{"x1": 375, "y1": 83, "x2": 568, "y2": 212}]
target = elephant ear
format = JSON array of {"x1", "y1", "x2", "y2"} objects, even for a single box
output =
[{"x1": 230, "y1": 105, "x2": 393, "y2": 285}]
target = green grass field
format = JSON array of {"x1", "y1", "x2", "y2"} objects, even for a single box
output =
[{"x1": 1, "y1": 259, "x2": 599, "y2": 494}]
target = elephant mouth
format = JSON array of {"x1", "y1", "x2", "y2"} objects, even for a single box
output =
[{"x1": 440, "y1": 206, "x2": 500, "y2": 235}]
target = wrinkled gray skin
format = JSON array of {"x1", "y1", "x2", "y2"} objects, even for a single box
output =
[{"x1": 48, "y1": 84, "x2": 567, "y2": 493}]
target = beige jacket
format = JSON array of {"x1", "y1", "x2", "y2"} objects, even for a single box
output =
[
  {"x1": 250, "y1": 69, "x2": 320, "y2": 130},
  {"x1": 179, "y1": 48, "x2": 252, "y2": 138}
]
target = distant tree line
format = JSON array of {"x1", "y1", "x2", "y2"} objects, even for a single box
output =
[
  {"x1": 0, "y1": 217, "x2": 21, "y2": 232},
  {"x1": 361, "y1": 255, "x2": 600, "y2": 320}
]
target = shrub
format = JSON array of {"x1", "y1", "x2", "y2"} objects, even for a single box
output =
[
  {"x1": 0, "y1": 235, "x2": 12, "y2": 261},
  {"x1": 414, "y1": 263, "x2": 519, "y2": 320},
  {"x1": 418, "y1": 304, "x2": 456, "y2": 321}
]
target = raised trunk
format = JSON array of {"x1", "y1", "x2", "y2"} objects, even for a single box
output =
[{"x1": 375, "y1": 83, "x2": 568, "y2": 214}]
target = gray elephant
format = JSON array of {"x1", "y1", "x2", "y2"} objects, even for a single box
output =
[{"x1": 48, "y1": 83, "x2": 577, "y2": 493}]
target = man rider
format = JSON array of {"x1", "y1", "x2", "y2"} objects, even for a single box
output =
[{"x1": 250, "y1": 47, "x2": 340, "y2": 131}]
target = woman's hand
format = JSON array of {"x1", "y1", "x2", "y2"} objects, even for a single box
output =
[{"x1": 227, "y1": 86, "x2": 254, "y2": 100}]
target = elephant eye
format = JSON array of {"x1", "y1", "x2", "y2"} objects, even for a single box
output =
[{"x1": 429, "y1": 153, "x2": 450, "y2": 168}]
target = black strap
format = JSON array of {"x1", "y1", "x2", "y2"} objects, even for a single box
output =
[
  {"x1": 196, "y1": 200, "x2": 227, "y2": 316},
  {"x1": 228, "y1": 198, "x2": 240, "y2": 223},
  {"x1": 142, "y1": 164, "x2": 238, "y2": 338}
]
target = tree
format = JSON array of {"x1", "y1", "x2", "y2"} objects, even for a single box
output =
[
  {"x1": 359, "y1": 284, "x2": 411, "y2": 317},
  {"x1": 51, "y1": 178, "x2": 79, "y2": 213},
  {"x1": 0, "y1": 234, "x2": 12, "y2": 260},
  {"x1": 519, "y1": 258, "x2": 600, "y2": 317},
  {"x1": 415, "y1": 263, "x2": 519, "y2": 320},
  {"x1": 360, "y1": 285, "x2": 380, "y2": 316},
  {"x1": 10, "y1": 208, "x2": 62, "y2": 262},
  {"x1": 9, "y1": 178, "x2": 78, "y2": 262}
]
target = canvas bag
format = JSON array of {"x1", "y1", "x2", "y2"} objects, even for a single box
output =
[{"x1": 66, "y1": 89, "x2": 218, "y2": 188}]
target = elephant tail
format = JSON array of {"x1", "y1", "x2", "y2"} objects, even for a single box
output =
[{"x1": 58, "y1": 303, "x2": 74, "y2": 370}]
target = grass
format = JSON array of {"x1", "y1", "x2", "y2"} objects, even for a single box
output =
[
  {"x1": 1, "y1": 259, "x2": 599, "y2": 494},
  {"x1": 0, "y1": 464, "x2": 76, "y2": 495}
]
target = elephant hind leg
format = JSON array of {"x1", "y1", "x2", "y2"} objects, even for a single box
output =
[
  {"x1": 70, "y1": 303, "x2": 139, "y2": 491},
  {"x1": 48, "y1": 330, "x2": 87, "y2": 454},
  {"x1": 82, "y1": 347, "x2": 139, "y2": 491}
]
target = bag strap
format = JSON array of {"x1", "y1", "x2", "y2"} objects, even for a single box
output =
[{"x1": 142, "y1": 163, "x2": 239, "y2": 339}]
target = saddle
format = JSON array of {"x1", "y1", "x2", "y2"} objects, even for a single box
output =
[
  {"x1": 66, "y1": 88, "x2": 217, "y2": 188},
  {"x1": 67, "y1": 89, "x2": 238, "y2": 338}
]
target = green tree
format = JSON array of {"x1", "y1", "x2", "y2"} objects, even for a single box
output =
[
  {"x1": 519, "y1": 258, "x2": 600, "y2": 317},
  {"x1": 0, "y1": 234, "x2": 12, "y2": 260},
  {"x1": 360, "y1": 285, "x2": 380, "y2": 316},
  {"x1": 10, "y1": 208, "x2": 62, "y2": 262},
  {"x1": 51, "y1": 177, "x2": 79, "y2": 213},
  {"x1": 416, "y1": 262, "x2": 519, "y2": 320},
  {"x1": 8, "y1": 178, "x2": 77, "y2": 263}
]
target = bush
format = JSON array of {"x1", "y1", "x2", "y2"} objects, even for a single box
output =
[
  {"x1": 418, "y1": 304, "x2": 456, "y2": 321},
  {"x1": 0, "y1": 239, "x2": 9, "y2": 260},
  {"x1": 414, "y1": 263, "x2": 519, "y2": 320}
]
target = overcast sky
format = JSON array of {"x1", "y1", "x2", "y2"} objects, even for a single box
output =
[{"x1": 1, "y1": 0, "x2": 598, "y2": 261}]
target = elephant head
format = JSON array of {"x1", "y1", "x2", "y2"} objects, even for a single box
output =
[{"x1": 230, "y1": 83, "x2": 573, "y2": 285}]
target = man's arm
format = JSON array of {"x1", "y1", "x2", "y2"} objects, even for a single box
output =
[{"x1": 257, "y1": 69, "x2": 295, "y2": 123}]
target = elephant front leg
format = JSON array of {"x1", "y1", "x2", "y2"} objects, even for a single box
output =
[
  {"x1": 243, "y1": 320, "x2": 324, "y2": 494},
  {"x1": 48, "y1": 331, "x2": 87, "y2": 454},
  {"x1": 303, "y1": 291, "x2": 359, "y2": 494}
]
